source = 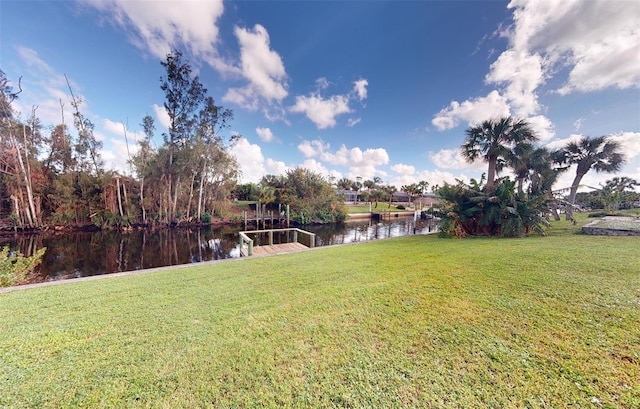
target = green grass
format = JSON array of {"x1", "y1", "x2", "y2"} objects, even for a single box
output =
[{"x1": 1, "y1": 218, "x2": 639, "y2": 408}]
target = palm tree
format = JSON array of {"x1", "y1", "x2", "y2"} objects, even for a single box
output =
[
  {"x1": 462, "y1": 116, "x2": 538, "y2": 189},
  {"x1": 557, "y1": 135, "x2": 625, "y2": 220},
  {"x1": 506, "y1": 144, "x2": 554, "y2": 194}
]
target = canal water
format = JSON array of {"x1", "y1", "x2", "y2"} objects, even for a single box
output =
[{"x1": 1, "y1": 216, "x2": 438, "y2": 283}]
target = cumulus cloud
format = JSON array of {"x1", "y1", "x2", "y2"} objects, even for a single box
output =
[
  {"x1": 432, "y1": 90, "x2": 510, "y2": 131},
  {"x1": 300, "y1": 159, "x2": 330, "y2": 176},
  {"x1": 223, "y1": 24, "x2": 288, "y2": 110},
  {"x1": 297, "y1": 139, "x2": 389, "y2": 178},
  {"x1": 290, "y1": 78, "x2": 369, "y2": 129},
  {"x1": 265, "y1": 158, "x2": 288, "y2": 176},
  {"x1": 298, "y1": 140, "x2": 389, "y2": 168},
  {"x1": 255, "y1": 127, "x2": 274, "y2": 142},
  {"x1": 390, "y1": 164, "x2": 415, "y2": 175},
  {"x1": 432, "y1": 0, "x2": 638, "y2": 137},
  {"x1": 485, "y1": 49, "x2": 544, "y2": 116},
  {"x1": 152, "y1": 104, "x2": 171, "y2": 130},
  {"x1": 353, "y1": 79, "x2": 368, "y2": 101},
  {"x1": 609, "y1": 131, "x2": 640, "y2": 161},
  {"x1": 429, "y1": 148, "x2": 485, "y2": 171},
  {"x1": 80, "y1": 0, "x2": 233, "y2": 72},
  {"x1": 290, "y1": 94, "x2": 351, "y2": 129},
  {"x1": 229, "y1": 137, "x2": 266, "y2": 183},
  {"x1": 507, "y1": 0, "x2": 640, "y2": 94}
]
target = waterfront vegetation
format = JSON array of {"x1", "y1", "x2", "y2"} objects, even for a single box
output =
[{"x1": 1, "y1": 215, "x2": 638, "y2": 408}]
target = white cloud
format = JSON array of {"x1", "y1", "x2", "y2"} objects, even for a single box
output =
[
  {"x1": 485, "y1": 49, "x2": 544, "y2": 116},
  {"x1": 229, "y1": 137, "x2": 265, "y2": 183},
  {"x1": 390, "y1": 164, "x2": 415, "y2": 175},
  {"x1": 16, "y1": 46, "x2": 57, "y2": 77},
  {"x1": 300, "y1": 159, "x2": 330, "y2": 176},
  {"x1": 102, "y1": 118, "x2": 145, "y2": 143},
  {"x1": 152, "y1": 104, "x2": 170, "y2": 130},
  {"x1": 223, "y1": 24, "x2": 288, "y2": 110},
  {"x1": 80, "y1": 0, "x2": 233, "y2": 72},
  {"x1": 290, "y1": 93, "x2": 351, "y2": 129},
  {"x1": 610, "y1": 131, "x2": 640, "y2": 161},
  {"x1": 316, "y1": 77, "x2": 330, "y2": 90},
  {"x1": 298, "y1": 140, "x2": 389, "y2": 168},
  {"x1": 353, "y1": 79, "x2": 368, "y2": 101},
  {"x1": 347, "y1": 118, "x2": 362, "y2": 127},
  {"x1": 432, "y1": 1, "x2": 639, "y2": 134},
  {"x1": 507, "y1": 0, "x2": 640, "y2": 94},
  {"x1": 429, "y1": 148, "x2": 485, "y2": 172},
  {"x1": 297, "y1": 139, "x2": 389, "y2": 178},
  {"x1": 255, "y1": 127, "x2": 274, "y2": 142},
  {"x1": 526, "y1": 114, "x2": 555, "y2": 142},
  {"x1": 290, "y1": 77, "x2": 368, "y2": 129},
  {"x1": 264, "y1": 158, "x2": 287, "y2": 176},
  {"x1": 431, "y1": 90, "x2": 511, "y2": 131}
]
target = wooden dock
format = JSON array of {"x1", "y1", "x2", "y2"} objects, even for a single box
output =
[
  {"x1": 239, "y1": 228, "x2": 315, "y2": 257},
  {"x1": 240, "y1": 242, "x2": 308, "y2": 257}
]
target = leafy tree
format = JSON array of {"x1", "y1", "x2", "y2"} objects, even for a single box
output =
[
  {"x1": 130, "y1": 115, "x2": 155, "y2": 224},
  {"x1": 262, "y1": 168, "x2": 346, "y2": 224},
  {"x1": 336, "y1": 178, "x2": 353, "y2": 190},
  {"x1": 234, "y1": 183, "x2": 259, "y2": 201},
  {"x1": 599, "y1": 177, "x2": 638, "y2": 211},
  {"x1": 556, "y1": 135, "x2": 625, "y2": 220},
  {"x1": 462, "y1": 117, "x2": 538, "y2": 189},
  {"x1": 160, "y1": 49, "x2": 207, "y2": 223}
]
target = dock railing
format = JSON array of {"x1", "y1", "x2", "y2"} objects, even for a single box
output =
[{"x1": 239, "y1": 228, "x2": 316, "y2": 256}]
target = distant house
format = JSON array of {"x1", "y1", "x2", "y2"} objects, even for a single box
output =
[
  {"x1": 392, "y1": 191, "x2": 410, "y2": 203},
  {"x1": 336, "y1": 189, "x2": 358, "y2": 203},
  {"x1": 416, "y1": 192, "x2": 441, "y2": 208}
]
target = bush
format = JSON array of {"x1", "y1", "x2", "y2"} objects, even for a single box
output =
[
  {"x1": 201, "y1": 212, "x2": 213, "y2": 223},
  {"x1": 0, "y1": 246, "x2": 46, "y2": 287},
  {"x1": 434, "y1": 178, "x2": 550, "y2": 238},
  {"x1": 396, "y1": 204, "x2": 406, "y2": 210}
]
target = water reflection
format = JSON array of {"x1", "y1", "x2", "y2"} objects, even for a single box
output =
[{"x1": 0, "y1": 216, "x2": 437, "y2": 283}]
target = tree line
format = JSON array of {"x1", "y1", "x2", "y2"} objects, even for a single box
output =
[
  {"x1": 1, "y1": 50, "x2": 240, "y2": 231},
  {"x1": 437, "y1": 116, "x2": 632, "y2": 237}
]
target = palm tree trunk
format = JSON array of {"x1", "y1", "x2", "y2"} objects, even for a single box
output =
[
  {"x1": 566, "y1": 172, "x2": 585, "y2": 221},
  {"x1": 486, "y1": 156, "x2": 497, "y2": 189}
]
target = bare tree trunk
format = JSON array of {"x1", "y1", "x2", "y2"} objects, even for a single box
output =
[
  {"x1": 186, "y1": 171, "x2": 196, "y2": 221},
  {"x1": 10, "y1": 130, "x2": 37, "y2": 227},
  {"x1": 140, "y1": 176, "x2": 147, "y2": 224},
  {"x1": 116, "y1": 176, "x2": 124, "y2": 220},
  {"x1": 172, "y1": 177, "x2": 181, "y2": 224},
  {"x1": 197, "y1": 158, "x2": 208, "y2": 222}
]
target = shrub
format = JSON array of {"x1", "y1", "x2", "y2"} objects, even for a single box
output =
[
  {"x1": 201, "y1": 213, "x2": 213, "y2": 223},
  {"x1": 434, "y1": 178, "x2": 550, "y2": 238},
  {"x1": 0, "y1": 246, "x2": 46, "y2": 287},
  {"x1": 396, "y1": 204, "x2": 406, "y2": 210}
]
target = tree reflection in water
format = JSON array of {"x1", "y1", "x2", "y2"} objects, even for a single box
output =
[{"x1": 0, "y1": 217, "x2": 437, "y2": 283}]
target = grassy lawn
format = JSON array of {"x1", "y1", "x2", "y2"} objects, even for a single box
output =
[{"x1": 1, "y1": 217, "x2": 639, "y2": 408}]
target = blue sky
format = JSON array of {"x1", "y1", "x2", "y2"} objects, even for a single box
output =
[{"x1": 2, "y1": 0, "x2": 639, "y2": 191}]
